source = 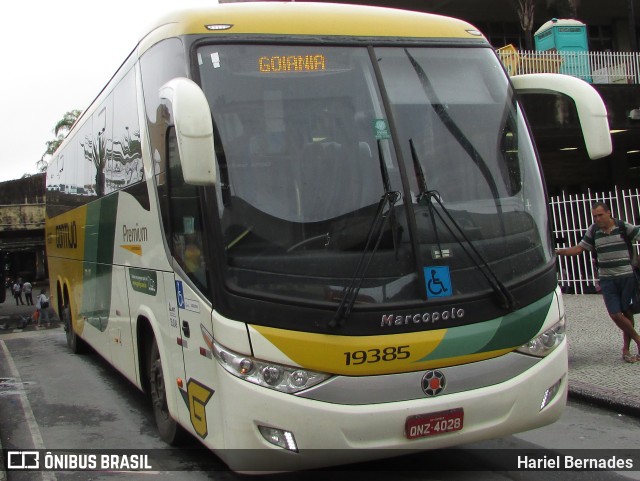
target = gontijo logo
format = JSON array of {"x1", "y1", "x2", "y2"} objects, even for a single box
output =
[
  {"x1": 55, "y1": 221, "x2": 78, "y2": 249},
  {"x1": 422, "y1": 370, "x2": 446, "y2": 396}
]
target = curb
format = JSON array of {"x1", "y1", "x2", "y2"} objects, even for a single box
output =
[{"x1": 568, "y1": 379, "x2": 640, "y2": 418}]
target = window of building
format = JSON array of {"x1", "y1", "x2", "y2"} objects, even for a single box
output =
[{"x1": 588, "y1": 25, "x2": 614, "y2": 51}]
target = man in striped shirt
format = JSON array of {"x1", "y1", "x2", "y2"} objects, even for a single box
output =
[{"x1": 556, "y1": 202, "x2": 640, "y2": 363}]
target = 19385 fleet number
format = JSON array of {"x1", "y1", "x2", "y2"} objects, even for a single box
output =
[{"x1": 344, "y1": 345, "x2": 410, "y2": 365}]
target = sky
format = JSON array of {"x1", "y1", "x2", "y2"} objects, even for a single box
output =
[{"x1": 0, "y1": 0, "x2": 221, "y2": 183}]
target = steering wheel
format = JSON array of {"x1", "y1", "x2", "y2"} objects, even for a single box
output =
[{"x1": 286, "y1": 233, "x2": 330, "y2": 253}]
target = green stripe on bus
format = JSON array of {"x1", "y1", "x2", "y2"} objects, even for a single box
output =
[
  {"x1": 417, "y1": 293, "x2": 553, "y2": 361},
  {"x1": 80, "y1": 194, "x2": 120, "y2": 332},
  {"x1": 85, "y1": 193, "x2": 119, "y2": 264}
]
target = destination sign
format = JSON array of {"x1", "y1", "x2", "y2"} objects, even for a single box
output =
[{"x1": 258, "y1": 54, "x2": 326, "y2": 73}]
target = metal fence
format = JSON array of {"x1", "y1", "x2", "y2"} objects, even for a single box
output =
[
  {"x1": 550, "y1": 188, "x2": 640, "y2": 293},
  {"x1": 497, "y1": 48, "x2": 640, "y2": 84}
]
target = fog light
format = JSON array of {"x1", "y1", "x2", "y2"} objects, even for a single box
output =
[
  {"x1": 258, "y1": 426, "x2": 298, "y2": 452},
  {"x1": 540, "y1": 378, "x2": 562, "y2": 411}
]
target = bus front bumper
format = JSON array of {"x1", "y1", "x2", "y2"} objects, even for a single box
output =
[{"x1": 210, "y1": 340, "x2": 567, "y2": 472}]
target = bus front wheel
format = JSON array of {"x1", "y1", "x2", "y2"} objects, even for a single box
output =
[{"x1": 148, "y1": 337, "x2": 186, "y2": 445}]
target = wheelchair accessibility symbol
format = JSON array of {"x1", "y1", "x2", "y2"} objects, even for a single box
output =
[{"x1": 424, "y1": 266, "x2": 452, "y2": 299}]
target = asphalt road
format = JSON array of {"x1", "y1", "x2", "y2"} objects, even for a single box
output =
[{"x1": 1, "y1": 327, "x2": 639, "y2": 481}]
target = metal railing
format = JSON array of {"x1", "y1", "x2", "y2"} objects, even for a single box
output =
[
  {"x1": 551, "y1": 187, "x2": 640, "y2": 293},
  {"x1": 497, "y1": 46, "x2": 640, "y2": 84}
]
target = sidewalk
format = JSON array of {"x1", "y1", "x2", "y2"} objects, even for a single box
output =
[
  {"x1": 563, "y1": 293, "x2": 640, "y2": 416},
  {"x1": 0, "y1": 293, "x2": 638, "y2": 416}
]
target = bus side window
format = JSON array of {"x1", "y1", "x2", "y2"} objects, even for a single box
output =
[{"x1": 166, "y1": 127, "x2": 208, "y2": 291}]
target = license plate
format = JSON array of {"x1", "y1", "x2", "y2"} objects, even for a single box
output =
[{"x1": 405, "y1": 408, "x2": 464, "y2": 440}]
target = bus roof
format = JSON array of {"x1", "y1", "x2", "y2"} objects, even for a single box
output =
[{"x1": 140, "y1": 2, "x2": 485, "y2": 52}]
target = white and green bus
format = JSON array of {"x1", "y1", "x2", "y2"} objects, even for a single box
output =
[{"x1": 45, "y1": 2, "x2": 611, "y2": 472}]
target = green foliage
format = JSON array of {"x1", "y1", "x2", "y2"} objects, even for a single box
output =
[
  {"x1": 54, "y1": 109, "x2": 83, "y2": 137},
  {"x1": 38, "y1": 109, "x2": 82, "y2": 172}
]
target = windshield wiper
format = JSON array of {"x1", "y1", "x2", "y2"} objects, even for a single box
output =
[
  {"x1": 403, "y1": 48, "x2": 504, "y2": 209},
  {"x1": 409, "y1": 140, "x2": 517, "y2": 311},
  {"x1": 329, "y1": 189, "x2": 400, "y2": 328},
  {"x1": 377, "y1": 140, "x2": 401, "y2": 259},
  {"x1": 410, "y1": 139, "x2": 444, "y2": 257},
  {"x1": 329, "y1": 141, "x2": 400, "y2": 328}
]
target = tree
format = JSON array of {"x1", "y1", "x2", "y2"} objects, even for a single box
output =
[
  {"x1": 54, "y1": 109, "x2": 82, "y2": 137},
  {"x1": 38, "y1": 109, "x2": 82, "y2": 172},
  {"x1": 547, "y1": 0, "x2": 580, "y2": 19},
  {"x1": 513, "y1": 0, "x2": 536, "y2": 50}
]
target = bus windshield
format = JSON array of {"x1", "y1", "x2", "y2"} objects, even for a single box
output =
[{"x1": 197, "y1": 44, "x2": 553, "y2": 306}]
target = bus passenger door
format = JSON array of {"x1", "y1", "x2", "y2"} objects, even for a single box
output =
[
  {"x1": 171, "y1": 275, "x2": 220, "y2": 445},
  {"x1": 159, "y1": 271, "x2": 188, "y2": 425},
  {"x1": 158, "y1": 126, "x2": 221, "y2": 442}
]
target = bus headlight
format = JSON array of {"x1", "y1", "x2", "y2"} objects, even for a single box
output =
[
  {"x1": 201, "y1": 325, "x2": 330, "y2": 393},
  {"x1": 516, "y1": 317, "x2": 565, "y2": 357}
]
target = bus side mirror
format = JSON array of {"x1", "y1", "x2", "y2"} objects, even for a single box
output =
[
  {"x1": 159, "y1": 78, "x2": 217, "y2": 185},
  {"x1": 511, "y1": 73, "x2": 612, "y2": 160}
]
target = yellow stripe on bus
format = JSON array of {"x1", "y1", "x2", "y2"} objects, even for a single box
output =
[
  {"x1": 45, "y1": 206, "x2": 88, "y2": 335},
  {"x1": 45, "y1": 206, "x2": 87, "y2": 260},
  {"x1": 151, "y1": 4, "x2": 480, "y2": 40},
  {"x1": 120, "y1": 244, "x2": 143, "y2": 256},
  {"x1": 250, "y1": 325, "x2": 513, "y2": 376}
]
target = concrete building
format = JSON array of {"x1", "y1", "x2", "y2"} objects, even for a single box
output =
[{"x1": 0, "y1": 174, "x2": 47, "y2": 285}]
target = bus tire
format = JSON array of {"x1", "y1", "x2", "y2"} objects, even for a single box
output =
[
  {"x1": 148, "y1": 337, "x2": 187, "y2": 445},
  {"x1": 64, "y1": 304, "x2": 87, "y2": 354}
]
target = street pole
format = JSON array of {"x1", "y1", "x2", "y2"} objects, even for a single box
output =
[{"x1": 629, "y1": 0, "x2": 638, "y2": 52}]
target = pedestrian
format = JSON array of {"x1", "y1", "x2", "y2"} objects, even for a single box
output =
[
  {"x1": 22, "y1": 280, "x2": 33, "y2": 306},
  {"x1": 12, "y1": 279, "x2": 24, "y2": 306},
  {"x1": 36, "y1": 289, "x2": 50, "y2": 327},
  {"x1": 556, "y1": 201, "x2": 640, "y2": 363}
]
